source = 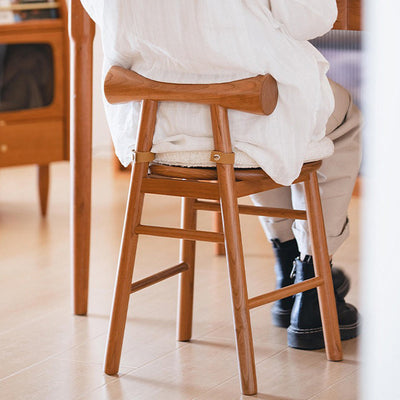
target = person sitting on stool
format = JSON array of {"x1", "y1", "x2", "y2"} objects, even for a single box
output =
[{"x1": 81, "y1": 0, "x2": 361, "y2": 349}]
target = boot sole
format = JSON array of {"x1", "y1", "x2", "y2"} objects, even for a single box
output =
[{"x1": 287, "y1": 321, "x2": 360, "y2": 350}]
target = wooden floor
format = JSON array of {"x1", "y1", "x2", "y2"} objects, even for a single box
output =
[{"x1": 0, "y1": 159, "x2": 360, "y2": 400}]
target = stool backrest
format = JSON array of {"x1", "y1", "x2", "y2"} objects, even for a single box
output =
[{"x1": 104, "y1": 66, "x2": 278, "y2": 115}]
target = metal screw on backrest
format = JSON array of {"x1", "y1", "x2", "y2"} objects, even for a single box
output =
[{"x1": 213, "y1": 153, "x2": 221, "y2": 161}]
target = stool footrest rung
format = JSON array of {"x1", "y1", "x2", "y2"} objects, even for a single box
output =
[
  {"x1": 130, "y1": 262, "x2": 189, "y2": 294},
  {"x1": 248, "y1": 277, "x2": 324, "y2": 309},
  {"x1": 194, "y1": 200, "x2": 307, "y2": 220},
  {"x1": 135, "y1": 224, "x2": 225, "y2": 243}
]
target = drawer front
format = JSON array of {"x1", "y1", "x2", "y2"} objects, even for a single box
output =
[{"x1": 0, "y1": 120, "x2": 65, "y2": 167}]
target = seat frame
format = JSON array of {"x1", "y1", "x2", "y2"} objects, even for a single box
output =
[{"x1": 103, "y1": 67, "x2": 342, "y2": 396}]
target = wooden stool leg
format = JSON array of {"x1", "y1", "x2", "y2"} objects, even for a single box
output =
[
  {"x1": 104, "y1": 100, "x2": 158, "y2": 375},
  {"x1": 304, "y1": 171, "x2": 342, "y2": 361},
  {"x1": 218, "y1": 164, "x2": 257, "y2": 395},
  {"x1": 38, "y1": 164, "x2": 49, "y2": 217},
  {"x1": 104, "y1": 167, "x2": 146, "y2": 375},
  {"x1": 213, "y1": 211, "x2": 226, "y2": 256},
  {"x1": 211, "y1": 104, "x2": 257, "y2": 395},
  {"x1": 177, "y1": 197, "x2": 197, "y2": 341}
]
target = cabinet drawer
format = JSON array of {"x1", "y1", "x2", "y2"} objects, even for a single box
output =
[{"x1": 0, "y1": 120, "x2": 65, "y2": 167}]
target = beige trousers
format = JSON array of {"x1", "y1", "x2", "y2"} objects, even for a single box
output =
[{"x1": 251, "y1": 80, "x2": 362, "y2": 255}]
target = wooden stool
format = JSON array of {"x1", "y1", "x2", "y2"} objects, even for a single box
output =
[{"x1": 103, "y1": 66, "x2": 342, "y2": 396}]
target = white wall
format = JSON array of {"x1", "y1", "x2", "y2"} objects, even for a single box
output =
[{"x1": 361, "y1": 1, "x2": 400, "y2": 399}]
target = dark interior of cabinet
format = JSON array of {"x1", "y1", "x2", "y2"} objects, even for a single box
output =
[{"x1": 0, "y1": 43, "x2": 54, "y2": 112}]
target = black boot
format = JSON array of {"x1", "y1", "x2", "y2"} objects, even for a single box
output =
[
  {"x1": 271, "y1": 239, "x2": 299, "y2": 327},
  {"x1": 287, "y1": 257, "x2": 360, "y2": 350},
  {"x1": 271, "y1": 239, "x2": 351, "y2": 328}
]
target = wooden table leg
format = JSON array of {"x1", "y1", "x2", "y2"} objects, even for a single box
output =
[
  {"x1": 69, "y1": 0, "x2": 95, "y2": 316},
  {"x1": 38, "y1": 164, "x2": 49, "y2": 217}
]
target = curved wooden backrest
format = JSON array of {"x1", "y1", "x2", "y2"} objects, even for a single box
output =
[{"x1": 104, "y1": 66, "x2": 278, "y2": 115}]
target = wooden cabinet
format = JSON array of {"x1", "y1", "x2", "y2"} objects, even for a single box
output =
[
  {"x1": 0, "y1": 1, "x2": 69, "y2": 215},
  {"x1": 335, "y1": 0, "x2": 362, "y2": 30}
]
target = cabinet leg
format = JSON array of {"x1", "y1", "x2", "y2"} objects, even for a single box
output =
[{"x1": 38, "y1": 164, "x2": 49, "y2": 217}]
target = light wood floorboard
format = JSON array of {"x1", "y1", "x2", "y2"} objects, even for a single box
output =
[{"x1": 0, "y1": 159, "x2": 360, "y2": 399}]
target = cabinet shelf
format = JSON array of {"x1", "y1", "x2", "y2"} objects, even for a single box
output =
[{"x1": 0, "y1": 18, "x2": 63, "y2": 34}]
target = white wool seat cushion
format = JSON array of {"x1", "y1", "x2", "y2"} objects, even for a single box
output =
[{"x1": 153, "y1": 136, "x2": 334, "y2": 170}]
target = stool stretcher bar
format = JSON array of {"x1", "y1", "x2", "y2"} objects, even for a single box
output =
[
  {"x1": 248, "y1": 277, "x2": 324, "y2": 309},
  {"x1": 130, "y1": 263, "x2": 189, "y2": 294},
  {"x1": 135, "y1": 224, "x2": 225, "y2": 243},
  {"x1": 193, "y1": 200, "x2": 307, "y2": 220}
]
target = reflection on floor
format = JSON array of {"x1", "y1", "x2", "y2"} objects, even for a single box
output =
[{"x1": 0, "y1": 159, "x2": 360, "y2": 400}]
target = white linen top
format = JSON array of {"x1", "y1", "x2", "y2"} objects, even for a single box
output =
[{"x1": 80, "y1": 0, "x2": 337, "y2": 185}]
